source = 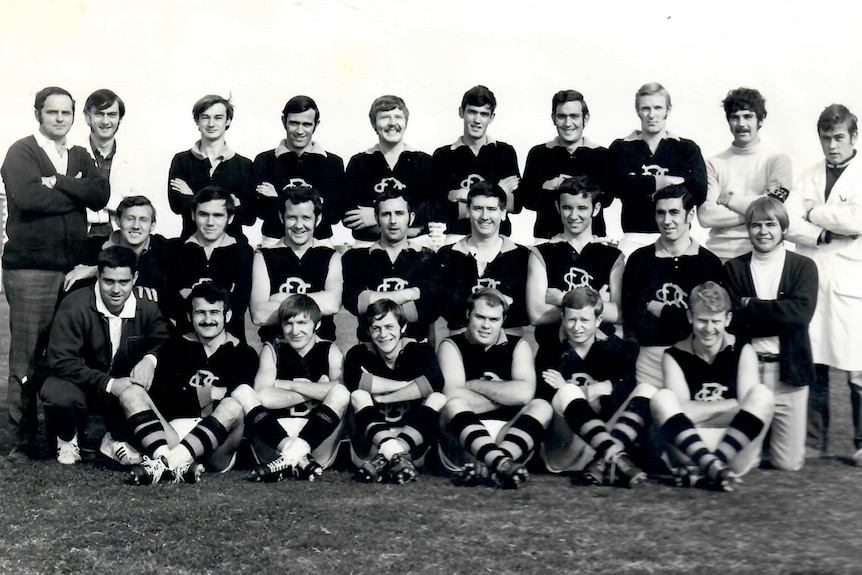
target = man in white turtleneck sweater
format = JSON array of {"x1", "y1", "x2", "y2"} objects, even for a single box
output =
[
  {"x1": 724, "y1": 197, "x2": 817, "y2": 471},
  {"x1": 698, "y1": 88, "x2": 793, "y2": 262}
]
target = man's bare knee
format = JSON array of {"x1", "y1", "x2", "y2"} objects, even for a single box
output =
[
  {"x1": 650, "y1": 388, "x2": 681, "y2": 423},
  {"x1": 551, "y1": 385, "x2": 585, "y2": 415},
  {"x1": 423, "y1": 392, "x2": 447, "y2": 412},
  {"x1": 524, "y1": 398, "x2": 553, "y2": 426},
  {"x1": 324, "y1": 384, "x2": 351, "y2": 413},
  {"x1": 118, "y1": 384, "x2": 151, "y2": 414},
  {"x1": 350, "y1": 389, "x2": 373, "y2": 411}
]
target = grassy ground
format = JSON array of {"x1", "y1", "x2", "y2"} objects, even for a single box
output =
[{"x1": 0, "y1": 300, "x2": 860, "y2": 574}]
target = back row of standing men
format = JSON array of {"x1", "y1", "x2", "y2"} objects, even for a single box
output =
[{"x1": 2, "y1": 83, "x2": 860, "y2": 473}]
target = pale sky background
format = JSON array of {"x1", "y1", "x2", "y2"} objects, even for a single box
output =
[{"x1": 2, "y1": 0, "x2": 861, "y2": 244}]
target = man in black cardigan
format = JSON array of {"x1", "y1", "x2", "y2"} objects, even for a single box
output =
[
  {"x1": 1, "y1": 86, "x2": 109, "y2": 459},
  {"x1": 724, "y1": 196, "x2": 818, "y2": 470}
]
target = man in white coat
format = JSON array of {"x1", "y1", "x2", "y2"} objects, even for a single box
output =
[
  {"x1": 83, "y1": 89, "x2": 142, "y2": 235},
  {"x1": 787, "y1": 104, "x2": 862, "y2": 464}
]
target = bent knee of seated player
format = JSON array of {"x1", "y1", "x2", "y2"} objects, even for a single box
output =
[
  {"x1": 551, "y1": 385, "x2": 588, "y2": 415},
  {"x1": 117, "y1": 383, "x2": 152, "y2": 414},
  {"x1": 441, "y1": 395, "x2": 473, "y2": 422},
  {"x1": 630, "y1": 382, "x2": 658, "y2": 401},
  {"x1": 350, "y1": 389, "x2": 373, "y2": 411},
  {"x1": 213, "y1": 397, "x2": 245, "y2": 430},
  {"x1": 423, "y1": 391, "x2": 448, "y2": 412},
  {"x1": 230, "y1": 383, "x2": 260, "y2": 411},
  {"x1": 323, "y1": 383, "x2": 351, "y2": 413},
  {"x1": 649, "y1": 388, "x2": 684, "y2": 424},
  {"x1": 523, "y1": 398, "x2": 553, "y2": 426}
]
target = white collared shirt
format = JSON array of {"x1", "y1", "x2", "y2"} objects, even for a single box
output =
[
  {"x1": 33, "y1": 130, "x2": 69, "y2": 175},
  {"x1": 191, "y1": 140, "x2": 235, "y2": 176},
  {"x1": 94, "y1": 284, "x2": 138, "y2": 362}
]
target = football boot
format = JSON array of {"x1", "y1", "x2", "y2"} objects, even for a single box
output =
[
  {"x1": 356, "y1": 453, "x2": 389, "y2": 483},
  {"x1": 494, "y1": 458, "x2": 528, "y2": 489},
  {"x1": 387, "y1": 452, "x2": 417, "y2": 484}
]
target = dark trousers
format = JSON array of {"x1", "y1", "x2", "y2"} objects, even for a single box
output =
[
  {"x1": 808, "y1": 364, "x2": 862, "y2": 453},
  {"x1": 39, "y1": 376, "x2": 127, "y2": 446},
  {"x1": 3, "y1": 269, "x2": 63, "y2": 452}
]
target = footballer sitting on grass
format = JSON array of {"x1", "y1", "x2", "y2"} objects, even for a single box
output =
[{"x1": 650, "y1": 281, "x2": 775, "y2": 491}]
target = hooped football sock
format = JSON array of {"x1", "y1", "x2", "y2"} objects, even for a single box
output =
[
  {"x1": 611, "y1": 396, "x2": 650, "y2": 449},
  {"x1": 298, "y1": 404, "x2": 341, "y2": 450},
  {"x1": 245, "y1": 405, "x2": 290, "y2": 449},
  {"x1": 660, "y1": 412, "x2": 720, "y2": 475},
  {"x1": 129, "y1": 410, "x2": 167, "y2": 458},
  {"x1": 500, "y1": 413, "x2": 546, "y2": 462},
  {"x1": 354, "y1": 405, "x2": 391, "y2": 448},
  {"x1": 450, "y1": 411, "x2": 510, "y2": 471},
  {"x1": 396, "y1": 403, "x2": 441, "y2": 460},
  {"x1": 180, "y1": 416, "x2": 229, "y2": 461},
  {"x1": 562, "y1": 398, "x2": 616, "y2": 456},
  {"x1": 715, "y1": 409, "x2": 765, "y2": 464}
]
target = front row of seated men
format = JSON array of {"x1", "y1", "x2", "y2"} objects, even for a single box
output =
[{"x1": 38, "y1": 238, "x2": 776, "y2": 491}]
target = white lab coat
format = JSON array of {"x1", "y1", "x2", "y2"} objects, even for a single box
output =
[{"x1": 787, "y1": 156, "x2": 862, "y2": 370}]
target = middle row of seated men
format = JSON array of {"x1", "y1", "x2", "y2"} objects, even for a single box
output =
[{"x1": 41, "y1": 172, "x2": 810, "y2": 491}]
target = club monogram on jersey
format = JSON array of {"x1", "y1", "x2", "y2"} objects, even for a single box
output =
[{"x1": 278, "y1": 277, "x2": 312, "y2": 294}]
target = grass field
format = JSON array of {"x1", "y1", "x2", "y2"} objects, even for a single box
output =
[{"x1": 0, "y1": 299, "x2": 860, "y2": 574}]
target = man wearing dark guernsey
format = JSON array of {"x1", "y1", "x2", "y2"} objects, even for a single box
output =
[
  {"x1": 537, "y1": 287, "x2": 652, "y2": 487},
  {"x1": 439, "y1": 288, "x2": 552, "y2": 489},
  {"x1": 622, "y1": 185, "x2": 724, "y2": 386},
  {"x1": 243, "y1": 294, "x2": 349, "y2": 482},
  {"x1": 437, "y1": 182, "x2": 530, "y2": 333},
  {"x1": 343, "y1": 95, "x2": 432, "y2": 243},
  {"x1": 343, "y1": 300, "x2": 446, "y2": 484},
  {"x1": 520, "y1": 89, "x2": 621, "y2": 240},
  {"x1": 610, "y1": 82, "x2": 707, "y2": 258},
  {"x1": 651, "y1": 282, "x2": 774, "y2": 491},
  {"x1": 342, "y1": 185, "x2": 439, "y2": 343},
  {"x1": 430, "y1": 85, "x2": 520, "y2": 238},
  {"x1": 168, "y1": 94, "x2": 255, "y2": 241},
  {"x1": 166, "y1": 186, "x2": 253, "y2": 341},
  {"x1": 254, "y1": 95, "x2": 346, "y2": 244},
  {"x1": 527, "y1": 176, "x2": 624, "y2": 356},
  {"x1": 250, "y1": 187, "x2": 342, "y2": 343}
]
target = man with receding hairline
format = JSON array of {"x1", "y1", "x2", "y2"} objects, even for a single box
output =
[
  {"x1": 2, "y1": 86, "x2": 109, "y2": 459},
  {"x1": 342, "y1": 185, "x2": 439, "y2": 343}
]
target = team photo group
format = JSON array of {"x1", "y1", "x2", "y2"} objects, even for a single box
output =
[{"x1": 3, "y1": 80, "x2": 859, "y2": 494}]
